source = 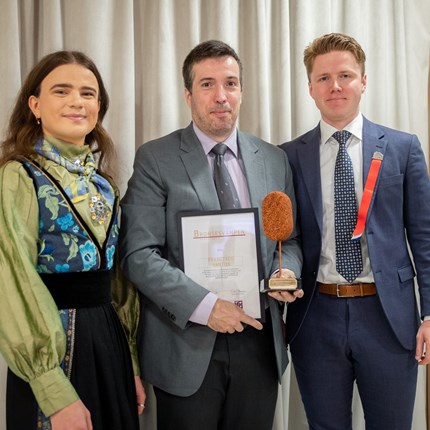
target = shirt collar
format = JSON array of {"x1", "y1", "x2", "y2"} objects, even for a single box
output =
[
  {"x1": 192, "y1": 122, "x2": 239, "y2": 157},
  {"x1": 320, "y1": 113, "x2": 363, "y2": 146}
]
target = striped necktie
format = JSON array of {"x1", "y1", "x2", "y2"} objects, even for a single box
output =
[{"x1": 211, "y1": 143, "x2": 241, "y2": 210}]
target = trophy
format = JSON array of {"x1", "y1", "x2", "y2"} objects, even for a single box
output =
[{"x1": 262, "y1": 191, "x2": 299, "y2": 291}]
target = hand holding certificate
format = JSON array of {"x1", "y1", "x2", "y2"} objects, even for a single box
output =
[
  {"x1": 178, "y1": 209, "x2": 264, "y2": 319},
  {"x1": 207, "y1": 299, "x2": 263, "y2": 333}
]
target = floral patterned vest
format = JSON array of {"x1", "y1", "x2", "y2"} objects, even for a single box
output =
[
  {"x1": 22, "y1": 158, "x2": 119, "y2": 429},
  {"x1": 22, "y1": 159, "x2": 118, "y2": 273}
]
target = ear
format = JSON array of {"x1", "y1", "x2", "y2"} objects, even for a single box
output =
[
  {"x1": 184, "y1": 88, "x2": 192, "y2": 108},
  {"x1": 308, "y1": 81, "x2": 314, "y2": 98},
  {"x1": 361, "y1": 73, "x2": 367, "y2": 93},
  {"x1": 28, "y1": 95, "x2": 40, "y2": 118}
]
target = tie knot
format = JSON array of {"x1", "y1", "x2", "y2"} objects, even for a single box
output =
[
  {"x1": 211, "y1": 143, "x2": 228, "y2": 156},
  {"x1": 333, "y1": 130, "x2": 352, "y2": 146}
]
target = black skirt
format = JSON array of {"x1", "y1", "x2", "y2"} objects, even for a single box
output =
[{"x1": 6, "y1": 273, "x2": 139, "y2": 430}]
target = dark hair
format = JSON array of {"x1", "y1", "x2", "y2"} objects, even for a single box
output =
[
  {"x1": 182, "y1": 40, "x2": 243, "y2": 92},
  {"x1": 304, "y1": 33, "x2": 366, "y2": 81},
  {"x1": 0, "y1": 50, "x2": 113, "y2": 171}
]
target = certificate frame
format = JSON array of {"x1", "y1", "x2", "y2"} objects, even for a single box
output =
[{"x1": 178, "y1": 208, "x2": 264, "y2": 320}]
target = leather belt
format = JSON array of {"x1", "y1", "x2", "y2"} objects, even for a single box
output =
[{"x1": 317, "y1": 282, "x2": 376, "y2": 298}]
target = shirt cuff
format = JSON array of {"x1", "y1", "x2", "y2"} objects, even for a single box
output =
[
  {"x1": 189, "y1": 292, "x2": 218, "y2": 325},
  {"x1": 29, "y1": 366, "x2": 79, "y2": 417},
  {"x1": 423, "y1": 316, "x2": 430, "y2": 321}
]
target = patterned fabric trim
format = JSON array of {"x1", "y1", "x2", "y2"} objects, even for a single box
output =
[{"x1": 36, "y1": 309, "x2": 77, "y2": 429}]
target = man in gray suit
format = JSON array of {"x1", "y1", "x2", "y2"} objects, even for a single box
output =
[{"x1": 120, "y1": 40, "x2": 303, "y2": 430}]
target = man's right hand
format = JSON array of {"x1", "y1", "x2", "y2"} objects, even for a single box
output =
[{"x1": 207, "y1": 299, "x2": 263, "y2": 333}]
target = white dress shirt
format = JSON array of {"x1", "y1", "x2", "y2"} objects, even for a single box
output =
[
  {"x1": 189, "y1": 123, "x2": 251, "y2": 324},
  {"x1": 317, "y1": 113, "x2": 374, "y2": 284}
]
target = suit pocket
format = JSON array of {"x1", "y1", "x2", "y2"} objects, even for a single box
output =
[
  {"x1": 397, "y1": 264, "x2": 416, "y2": 283},
  {"x1": 378, "y1": 174, "x2": 404, "y2": 188}
]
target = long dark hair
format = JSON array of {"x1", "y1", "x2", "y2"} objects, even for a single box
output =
[{"x1": 0, "y1": 50, "x2": 114, "y2": 172}]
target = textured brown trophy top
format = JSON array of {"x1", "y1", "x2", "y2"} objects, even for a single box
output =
[{"x1": 262, "y1": 191, "x2": 293, "y2": 241}]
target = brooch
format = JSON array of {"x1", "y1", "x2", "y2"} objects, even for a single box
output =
[{"x1": 89, "y1": 193, "x2": 111, "y2": 225}]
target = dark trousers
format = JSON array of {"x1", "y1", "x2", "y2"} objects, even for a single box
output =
[
  {"x1": 290, "y1": 292, "x2": 418, "y2": 430},
  {"x1": 154, "y1": 318, "x2": 279, "y2": 430}
]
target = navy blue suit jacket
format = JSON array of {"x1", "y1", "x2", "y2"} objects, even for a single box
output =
[{"x1": 281, "y1": 117, "x2": 430, "y2": 350}]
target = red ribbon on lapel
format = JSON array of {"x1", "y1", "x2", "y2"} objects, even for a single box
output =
[{"x1": 352, "y1": 151, "x2": 383, "y2": 240}]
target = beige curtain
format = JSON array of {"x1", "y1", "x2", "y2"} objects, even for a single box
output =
[{"x1": 0, "y1": 1, "x2": 429, "y2": 429}]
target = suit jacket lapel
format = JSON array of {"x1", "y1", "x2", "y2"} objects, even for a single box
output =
[
  {"x1": 179, "y1": 124, "x2": 220, "y2": 211},
  {"x1": 362, "y1": 117, "x2": 388, "y2": 220},
  {"x1": 238, "y1": 132, "x2": 266, "y2": 207},
  {"x1": 297, "y1": 126, "x2": 323, "y2": 232},
  {"x1": 237, "y1": 132, "x2": 270, "y2": 267}
]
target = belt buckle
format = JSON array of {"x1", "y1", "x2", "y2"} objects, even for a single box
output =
[{"x1": 336, "y1": 283, "x2": 351, "y2": 298}]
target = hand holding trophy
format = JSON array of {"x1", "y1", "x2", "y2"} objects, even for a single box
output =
[{"x1": 262, "y1": 191, "x2": 300, "y2": 291}]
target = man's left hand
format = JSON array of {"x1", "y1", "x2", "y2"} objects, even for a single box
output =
[
  {"x1": 267, "y1": 268, "x2": 304, "y2": 303},
  {"x1": 416, "y1": 320, "x2": 430, "y2": 365}
]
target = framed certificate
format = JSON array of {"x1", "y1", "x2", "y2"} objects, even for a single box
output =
[{"x1": 178, "y1": 209, "x2": 264, "y2": 319}]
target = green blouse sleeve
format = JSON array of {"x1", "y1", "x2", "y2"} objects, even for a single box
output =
[
  {"x1": 111, "y1": 259, "x2": 141, "y2": 375},
  {"x1": 108, "y1": 179, "x2": 141, "y2": 376},
  {"x1": 0, "y1": 161, "x2": 79, "y2": 417}
]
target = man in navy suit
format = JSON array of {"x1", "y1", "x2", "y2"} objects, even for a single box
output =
[{"x1": 281, "y1": 33, "x2": 430, "y2": 429}]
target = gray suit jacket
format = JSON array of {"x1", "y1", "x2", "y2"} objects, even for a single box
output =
[{"x1": 120, "y1": 123, "x2": 302, "y2": 396}]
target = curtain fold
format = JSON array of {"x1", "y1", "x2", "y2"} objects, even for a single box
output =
[{"x1": 0, "y1": 1, "x2": 429, "y2": 429}]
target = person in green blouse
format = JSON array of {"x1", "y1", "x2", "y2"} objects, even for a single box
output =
[{"x1": 0, "y1": 51, "x2": 145, "y2": 430}]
